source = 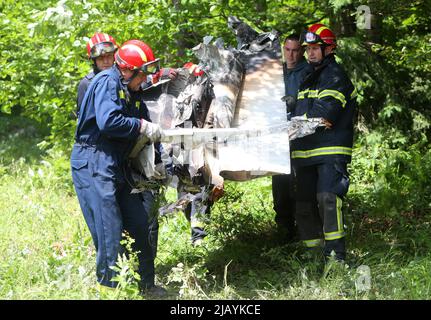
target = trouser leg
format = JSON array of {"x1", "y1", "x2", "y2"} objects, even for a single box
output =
[
  {"x1": 316, "y1": 162, "x2": 350, "y2": 261},
  {"x1": 92, "y1": 176, "x2": 123, "y2": 288},
  {"x1": 72, "y1": 147, "x2": 124, "y2": 288},
  {"x1": 120, "y1": 185, "x2": 155, "y2": 289},
  {"x1": 72, "y1": 167, "x2": 98, "y2": 251},
  {"x1": 272, "y1": 174, "x2": 296, "y2": 236},
  {"x1": 294, "y1": 165, "x2": 322, "y2": 247},
  {"x1": 71, "y1": 146, "x2": 99, "y2": 250},
  {"x1": 142, "y1": 190, "x2": 159, "y2": 259}
]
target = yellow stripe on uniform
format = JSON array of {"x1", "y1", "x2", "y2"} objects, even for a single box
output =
[
  {"x1": 318, "y1": 89, "x2": 347, "y2": 107},
  {"x1": 303, "y1": 239, "x2": 323, "y2": 248},
  {"x1": 297, "y1": 89, "x2": 319, "y2": 100},
  {"x1": 324, "y1": 231, "x2": 345, "y2": 240},
  {"x1": 298, "y1": 89, "x2": 347, "y2": 107},
  {"x1": 292, "y1": 146, "x2": 352, "y2": 159},
  {"x1": 119, "y1": 90, "x2": 125, "y2": 100}
]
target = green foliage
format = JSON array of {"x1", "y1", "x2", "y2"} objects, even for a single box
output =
[
  {"x1": 1, "y1": 0, "x2": 431, "y2": 300},
  {"x1": 349, "y1": 128, "x2": 431, "y2": 217}
]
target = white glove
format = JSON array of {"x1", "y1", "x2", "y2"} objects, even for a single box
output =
[{"x1": 139, "y1": 119, "x2": 163, "y2": 142}]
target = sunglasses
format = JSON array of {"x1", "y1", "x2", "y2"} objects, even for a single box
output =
[
  {"x1": 90, "y1": 42, "x2": 116, "y2": 58},
  {"x1": 140, "y1": 58, "x2": 160, "y2": 74}
]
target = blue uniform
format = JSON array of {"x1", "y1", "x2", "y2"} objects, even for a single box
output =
[
  {"x1": 71, "y1": 65, "x2": 155, "y2": 288},
  {"x1": 76, "y1": 71, "x2": 96, "y2": 117}
]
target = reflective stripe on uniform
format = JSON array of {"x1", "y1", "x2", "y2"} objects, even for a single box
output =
[
  {"x1": 324, "y1": 231, "x2": 345, "y2": 241},
  {"x1": 303, "y1": 238, "x2": 323, "y2": 248},
  {"x1": 318, "y1": 89, "x2": 347, "y2": 107},
  {"x1": 298, "y1": 89, "x2": 319, "y2": 100},
  {"x1": 298, "y1": 88, "x2": 347, "y2": 108},
  {"x1": 323, "y1": 197, "x2": 345, "y2": 240},
  {"x1": 291, "y1": 146, "x2": 352, "y2": 159},
  {"x1": 119, "y1": 90, "x2": 125, "y2": 100}
]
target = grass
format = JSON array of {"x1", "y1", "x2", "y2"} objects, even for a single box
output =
[{"x1": 1, "y1": 115, "x2": 431, "y2": 300}]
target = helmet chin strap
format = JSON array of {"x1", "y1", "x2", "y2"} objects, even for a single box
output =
[
  {"x1": 92, "y1": 60, "x2": 101, "y2": 74},
  {"x1": 117, "y1": 64, "x2": 140, "y2": 85}
]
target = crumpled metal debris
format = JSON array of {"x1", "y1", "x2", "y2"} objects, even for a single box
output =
[
  {"x1": 158, "y1": 186, "x2": 209, "y2": 217},
  {"x1": 287, "y1": 116, "x2": 325, "y2": 140}
]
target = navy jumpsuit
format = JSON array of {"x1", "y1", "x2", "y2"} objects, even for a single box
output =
[{"x1": 71, "y1": 65, "x2": 155, "y2": 289}]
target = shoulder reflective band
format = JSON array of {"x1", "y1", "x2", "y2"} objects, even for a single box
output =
[
  {"x1": 119, "y1": 90, "x2": 125, "y2": 100},
  {"x1": 292, "y1": 146, "x2": 352, "y2": 159},
  {"x1": 318, "y1": 89, "x2": 347, "y2": 108}
]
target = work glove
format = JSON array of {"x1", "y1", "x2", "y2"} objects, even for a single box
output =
[
  {"x1": 139, "y1": 119, "x2": 163, "y2": 142},
  {"x1": 183, "y1": 62, "x2": 204, "y2": 77},
  {"x1": 151, "y1": 68, "x2": 178, "y2": 84}
]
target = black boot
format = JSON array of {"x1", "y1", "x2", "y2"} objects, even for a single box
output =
[{"x1": 324, "y1": 238, "x2": 346, "y2": 262}]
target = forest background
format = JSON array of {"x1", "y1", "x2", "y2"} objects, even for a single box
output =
[{"x1": 0, "y1": 0, "x2": 430, "y2": 299}]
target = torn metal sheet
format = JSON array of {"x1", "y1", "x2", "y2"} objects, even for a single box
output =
[{"x1": 128, "y1": 16, "x2": 323, "y2": 192}]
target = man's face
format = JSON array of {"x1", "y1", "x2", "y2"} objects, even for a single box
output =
[
  {"x1": 284, "y1": 39, "x2": 303, "y2": 68},
  {"x1": 94, "y1": 52, "x2": 115, "y2": 71},
  {"x1": 121, "y1": 69, "x2": 147, "y2": 92},
  {"x1": 305, "y1": 44, "x2": 323, "y2": 64}
]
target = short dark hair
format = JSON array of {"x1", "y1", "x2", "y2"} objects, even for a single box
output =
[{"x1": 284, "y1": 33, "x2": 300, "y2": 43}]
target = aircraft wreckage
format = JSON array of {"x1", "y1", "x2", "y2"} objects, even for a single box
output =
[{"x1": 128, "y1": 16, "x2": 324, "y2": 214}]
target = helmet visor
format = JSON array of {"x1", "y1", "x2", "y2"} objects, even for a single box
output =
[
  {"x1": 302, "y1": 31, "x2": 323, "y2": 45},
  {"x1": 90, "y1": 42, "x2": 117, "y2": 59},
  {"x1": 141, "y1": 58, "x2": 160, "y2": 74}
]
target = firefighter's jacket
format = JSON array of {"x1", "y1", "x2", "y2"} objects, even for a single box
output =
[{"x1": 291, "y1": 54, "x2": 356, "y2": 167}]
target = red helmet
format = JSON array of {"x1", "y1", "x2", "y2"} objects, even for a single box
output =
[
  {"x1": 302, "y1": 24, "x2": 337, "y2": 47},
  {"x1": 115, "y1": 40, "x2": 160, "y2": 73},
  {"x1": 86, "y1": 33, "x2": 118, "y2": 59}
]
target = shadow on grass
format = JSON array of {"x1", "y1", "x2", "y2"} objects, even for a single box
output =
[{"x1": 157, "y1": 205, "x2": 431, "y2": 299}]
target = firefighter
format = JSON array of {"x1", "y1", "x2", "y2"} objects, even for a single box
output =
[
  {"x1": 76, "y1": 33, "x2": 118, "y2": 118},
  {"x1": 291, "y1": 24, "x2": 357, "y2": 261},
  {"x1": 71, "y1": 39, "x2": 166, "y2": 295},
  {"x1": 272, "y1": 34, "x2": 312, "y2": 242},
  {"x1": 76, "y1": 35, "x2": 177, "y2": 263},
  {"x1": 77, "y1": 33, "x2": 177, "y2": 116}
]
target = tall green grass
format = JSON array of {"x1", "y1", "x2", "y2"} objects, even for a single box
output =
[{"x1": 2, "y1": 115, "x2": 431, "y2": 299}]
